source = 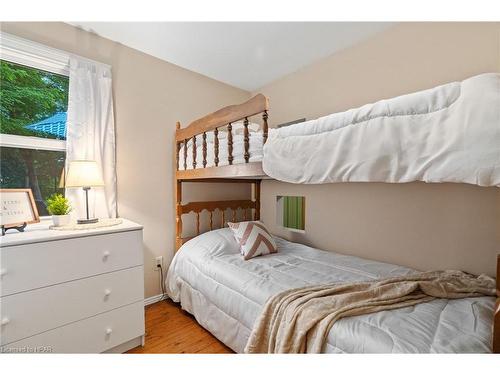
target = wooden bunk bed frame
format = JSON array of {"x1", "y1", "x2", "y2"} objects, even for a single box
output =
[
  {"x1": 173, "y1": 95, "x2": 500, "y2": 354},
  {"x1": 175, "y1": 94, "x2": 269, "y2": 250}
]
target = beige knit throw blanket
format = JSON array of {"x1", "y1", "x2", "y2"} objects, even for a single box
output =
[{"x1": 244, "y1": 270, "x2": 496, "y2": 353}]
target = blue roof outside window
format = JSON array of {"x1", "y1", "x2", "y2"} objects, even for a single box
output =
[{"x1": 24, "y1": 112, "x2": 67, "y2": 139}]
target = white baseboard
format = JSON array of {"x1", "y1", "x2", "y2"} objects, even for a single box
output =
[{"x1": 144, "y1": 293, "x2": 168, "y2": 306}]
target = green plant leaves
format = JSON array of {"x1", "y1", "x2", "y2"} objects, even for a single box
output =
[{"x1": 46, "y1": 193, "x2": 71, "y2": 215}]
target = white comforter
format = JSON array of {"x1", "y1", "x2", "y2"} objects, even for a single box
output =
[
  {"x1": 263, "y1": 73, "x2": 500, "y2": 186},
  {"x1": 166, "y1": 229, "x2": 494, "y2": 353}
]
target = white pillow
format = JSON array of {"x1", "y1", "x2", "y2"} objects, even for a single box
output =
[{"x1": 228, "y1": 221, "x2": 277, "y2": 260}]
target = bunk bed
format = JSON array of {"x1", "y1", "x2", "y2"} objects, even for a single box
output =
[
  {"x1": 171, "y1": 93, "x2": 500, "y2": 353},
  {"x1": 175, "y1": 94, "x2": 269, "y2": 250}
]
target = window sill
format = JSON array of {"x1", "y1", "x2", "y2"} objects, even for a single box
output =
[
  {"x1": 0, "y1": 133, "x2": 66, "y2": 151},
  {"x1": 280, "y1": 226, "x2": 306, "y2": 234}
]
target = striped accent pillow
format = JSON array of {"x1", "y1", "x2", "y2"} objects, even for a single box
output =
[{"x1": 228, "y1": 221, "x2": 278, "y2": 260}]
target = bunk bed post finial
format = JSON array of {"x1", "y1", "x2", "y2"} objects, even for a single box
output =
[{"x1": 493, "y1": 254, "x2": 500, "y2": 353}]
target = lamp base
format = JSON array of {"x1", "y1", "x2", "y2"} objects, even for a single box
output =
[{"x1": 77, "y1": 218, "x2": 99, "y2": 224}]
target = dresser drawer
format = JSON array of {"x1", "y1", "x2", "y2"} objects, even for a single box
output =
[
  {"x1": 1, "y1": 301, "x2": 144, "y2": 353},
  {"x1": 0, "y1": 266, "x2": 144, "y2": 345},
  {"x1": 0, "y1": 230, "x2": 143, "y2": 297}
]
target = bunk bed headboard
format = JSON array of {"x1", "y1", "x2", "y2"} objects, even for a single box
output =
[
  {"x1": 176, "y1": 94, "x2": 269, "y2": 142},
  {"x1": 175, "y1": 93, "x2": 269, "y2": 179},
  {"x1": 174, "y1": 94, "x2": 269, "y2": 250},
  {"x1": 175, "y1": 179, "x2": 261, "y2": 249}
]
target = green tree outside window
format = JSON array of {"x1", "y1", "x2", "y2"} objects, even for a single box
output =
[{"x1": 0, "y1": 60, "x2": 69, "y2": 215}]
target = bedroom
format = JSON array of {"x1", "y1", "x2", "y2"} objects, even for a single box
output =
[{"x1": 1, "y1": 0, "x2": 499, "y2": 373}]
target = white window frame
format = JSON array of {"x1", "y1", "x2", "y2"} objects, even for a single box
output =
[{"x1": 0, "y1": 32, "x2": 70, "y2": 152}]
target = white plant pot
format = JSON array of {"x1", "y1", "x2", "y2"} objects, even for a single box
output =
[{"x1": 52, "y1": 214, "x2": 71, "y2": 227}]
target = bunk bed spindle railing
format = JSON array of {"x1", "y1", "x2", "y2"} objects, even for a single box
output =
[
  {"x1": 244, "y1": 116, "x2": 250, "y2": 163},
  {"x1": 176, "y1": 94, "x2": 268, "y2": 142},
  {"x1": 214, "y1": 127, "x2": 219, "y2": 167},
  {"x1": 183, "y1": 139, "x2": 188, "y2": 170},
  {"x1": 202, "y1": 132, "x2": 207, "y2": 168},
  {"x1": 227, "y1": 123, "x2": 233, "y2": 165},
  {"x1": 263, "y1": 110, "x2": 269, "y2": 145},
  {"x1": 192, "y1": 136, "x2": 197, "y2": 169},
  {"x1": 221, "y1": 210, "x2": 225, "y2": 228},
  {"x1": 175, "y1": 94, "x2": 268, "y2": 179}
]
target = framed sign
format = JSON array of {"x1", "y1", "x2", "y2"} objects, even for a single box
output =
[{"x1": 0, "y1": 189, "x2": 40, "y2": 232}]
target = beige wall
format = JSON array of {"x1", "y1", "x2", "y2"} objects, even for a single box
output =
[
  {"x1": 0, "y1": 22, "x2": 251, "y2": 298},
  {"x1": 256, "y1": 22, "x2": 500, "y2": 276}
]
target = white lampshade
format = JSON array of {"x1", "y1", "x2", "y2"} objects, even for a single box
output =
[{"x1": 65, "y1": 160, "x2": 105, "y2": 188}]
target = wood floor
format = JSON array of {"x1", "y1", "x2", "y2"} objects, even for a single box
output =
[{"x1": 127, "y1": 299, "x2": 233, "y2": 354}]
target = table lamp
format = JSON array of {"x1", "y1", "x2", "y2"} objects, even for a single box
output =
[{"x1": 65, "y1": 160, "x2": 105, "y2": 224}]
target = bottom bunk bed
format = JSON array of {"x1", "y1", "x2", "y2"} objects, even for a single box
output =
[{"x1": 166, "y1": 228, "x2": 498, "y2": 353}]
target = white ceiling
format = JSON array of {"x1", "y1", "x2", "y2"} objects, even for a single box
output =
[{"x1": 71, "y1": 22, "x2": 393, "y2": 91}]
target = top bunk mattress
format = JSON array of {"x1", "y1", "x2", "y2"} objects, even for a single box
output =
[
  {"x1": 263, "y1": 73, "x2": 500, "y2": 186},
  {"x1": 166, "y1": 228, "x2": 495, "y2": 353}
]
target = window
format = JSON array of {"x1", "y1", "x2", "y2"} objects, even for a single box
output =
[
  {"x1": 276, "y1": 196, "x2": 306, "y2": 231},
  {"x1": 0, "y1": 35, "x2": 70, "y2": 216}
]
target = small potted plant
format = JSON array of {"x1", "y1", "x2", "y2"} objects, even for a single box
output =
[{"x1": 46, "y1": 193, "x2": 72, "y2": 226}]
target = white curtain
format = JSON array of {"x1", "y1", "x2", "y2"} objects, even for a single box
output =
[{"x1": 65, "y1": 57, "x2": 117, "y2": 219}]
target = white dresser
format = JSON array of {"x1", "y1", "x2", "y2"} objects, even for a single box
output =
[{"x1": 0, "y1": 219, "x2": 145, "y2": 353}]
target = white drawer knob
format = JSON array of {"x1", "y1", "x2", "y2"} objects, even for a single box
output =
[
  {"x1": 104, "y1": 289, "x2": 112, "y2": 296},
  {"x1": 0, "y1": 268, "x2": 7, "y2": 277},
  {"x1": 103, "y1": 250, "x2": 110, "y2": 259},
  {"x1": 1, "y1": 317, "x2": 10, "y2": 326},
  {"x1": 105, "y1": 328, "x2": 113, "y2": 335}
]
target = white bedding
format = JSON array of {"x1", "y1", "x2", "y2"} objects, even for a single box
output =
[
  {"x1": 166, "y1": 229, "x2": 494, "y2": 353},
  {"x1": 263, "y1": 73, "x2": 500, "y2": 186},
  {"x1": 179, "y1": 133, "x2": 264, "y2": 170}
]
